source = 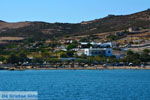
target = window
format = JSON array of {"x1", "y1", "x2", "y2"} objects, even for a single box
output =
[{"x1": 108, "y1": 51, "x2": 111, "y2": 53}]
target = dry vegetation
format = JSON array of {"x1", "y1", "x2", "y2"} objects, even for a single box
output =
[{"x1": 0, "y1": 37, "x2": 24, "y2": 41}]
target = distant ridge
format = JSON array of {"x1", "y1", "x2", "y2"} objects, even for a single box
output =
[
  {"x1": 0, "y1": 20, "x2": 4, "y2": 22},
  {"x1": 0, "y1": 9, "x2": 150, "y2": 40}
]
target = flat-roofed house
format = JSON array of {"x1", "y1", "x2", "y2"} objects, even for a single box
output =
[{"x1": 77, "y1": 48, "x2": 112, "y2": 56}]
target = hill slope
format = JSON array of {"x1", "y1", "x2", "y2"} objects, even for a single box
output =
[{"x1": 0, "y1": 9, "x2": 149, "y2": 40}]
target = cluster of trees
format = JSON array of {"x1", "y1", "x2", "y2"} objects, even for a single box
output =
[
  {"x1": 67, "y1": 41, "x2": 78, "y2": 50},
  {"x1": 106, "y1": 35, "x2": 119, "y2": 41},
  {"x1": 60, "y1": 51, "x2": 75, "y2": 58},
  {"x1": 1, "y1": 36, "x2": 149, "y2": 66},
  {"x1": 0, "y1": 56, "x2": 5, "y2": 62},
  {"x1": 75, "y1": 49, "x2": 150, "y2": 65},
  {"x1": 7, "y1": 53, "x2": 29, "y2": 65},
  {"x1": 106, "y1": 30, "x2": 130, "y2": 41},
  {"x1": 123, "y1": 49, "x2": 150, "y2": 65},
  {"x1": 1, "y1": 50, "x2": 149, "y2": 67}
]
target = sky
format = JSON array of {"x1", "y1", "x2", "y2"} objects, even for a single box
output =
[{"x1": 0, "y1": 0, "x2": 150, "y2": 23}]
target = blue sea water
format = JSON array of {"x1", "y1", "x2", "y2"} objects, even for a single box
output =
[{"x1": 0, "y1": 69, "x2": 150, "y2": 100}]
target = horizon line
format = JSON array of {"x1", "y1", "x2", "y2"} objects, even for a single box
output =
[{"x1": 1, "y1": 9, "x2": 149, "y2": 24}]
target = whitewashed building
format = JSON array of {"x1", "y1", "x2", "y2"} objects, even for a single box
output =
[
  {"x1": 77, "y1": 48, "x2": 112, "y2": 56},
  {"x1": 79, "y1": 42, "x2": 113, "y2": 48}
]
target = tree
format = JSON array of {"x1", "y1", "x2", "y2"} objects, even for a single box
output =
[
  {"x1": 48, "y1": 42, "x2": 60, "y2": 48},
  {"x1": 31, "y1": 57, "x2": 44, "y2": 64},
  {"x1": 87, "y1": 43, "x2": 92, "y2": 48},
  {"x1": 60, "y1": 52, "x2": 68, "y2": 58},
  {"x1": 67, "y1": 43, "x2": 77, "y2": 50},
  {"x1": 125, "y1": 50, "x2": 141, "y2": 65},
  {"x1": 140, "y1": 49, "x2": 150, "y2": 62},
  {"x1": 0, "y1": 56, "x2": 5, "y2": 62},
  {"x1": 18, "y1": 53, "x2": 28, "y2": 64},
  {"x1": 7, "y1": 53, "x2": 28, "y2": 65},
  {"x1": 41, "y1": 52, "x2": 51, "y2": 59},
  {"x1": 7, "y1": 54, "x2": 20, "y2": 64},
  {"x1": 127, "y1": 50, "x2": 134, "y2": 56},
  {"x1": 106, "y1": 35, "x2": 118, "y2": 41},
  {"x1": 60, "y1": 51, "x2": 75, "y2": 58},
  {"x1": 143, "y1": 49, "x2": 150, "y2": 54},
  {"x1": 79, "y1": 37, "x2": 90, "y2": 42}
]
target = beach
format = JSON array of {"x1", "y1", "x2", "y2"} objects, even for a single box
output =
[{"x1": 2, "y1": 65, "x2": 150, "y2": 71}]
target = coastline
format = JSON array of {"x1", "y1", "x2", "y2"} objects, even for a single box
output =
[
  {"x1": 1, "y1": 66, "x2": 150, "y2": 71},
  {"x1": 32, "y1": 66, "x2": 150, "y2": 70}
]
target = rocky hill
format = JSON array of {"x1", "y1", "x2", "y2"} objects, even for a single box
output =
[{"x1": 0, "y1": 9, "x2": 150, "y2": 40}]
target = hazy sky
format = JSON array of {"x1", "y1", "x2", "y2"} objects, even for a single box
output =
[{"x1": 0, "y1": 0, "x2": 150, "y2": 23}]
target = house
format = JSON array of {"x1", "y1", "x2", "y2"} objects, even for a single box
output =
[
  {"x1": 128, "y1": 27, "x2": 139, "y2": 32},
  {"x1": 77, "y1": 49, "x2": 85, "y2": 56},
  {"x1": 100, "y1": 42, "x2": 113, "y2": 48},
  {"x1": 79, "y1": 42, "x2": 113, "y2": 48},
  {"x1": 56, "y1": 45, "x2": 67, "y2": 51},
  {"x1": 79, "y1": 42, "x2": 89, "y2": 48},
  {"x1": 77, "y1": 48, "x2": 112, "y2": 56}
]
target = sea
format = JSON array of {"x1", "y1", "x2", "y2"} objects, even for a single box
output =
[{"x1": 0, "y1": 69, "x2": 150, "y2": 100}]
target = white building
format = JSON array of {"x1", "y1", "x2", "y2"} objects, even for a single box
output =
[
  {"x1": 77, "y1": 48, "x2": 112, "y2": 56},
  {"x1": 100, "y1": 42, "x2": 112, "y2": 48},
  {"x1": 79, "y1": 42, "x2": 113, "y2": 48}
]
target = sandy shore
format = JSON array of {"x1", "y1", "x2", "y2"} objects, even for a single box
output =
[
  {"x1": 38, "y1": 67, "x2": 150, "y2": 70},
  {"x1": 6, "y1": 66, "x2": 150, "y2": 70}
]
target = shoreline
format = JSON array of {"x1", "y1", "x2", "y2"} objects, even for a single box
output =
[
  {"x1": 32, "y1": 67, "x2": 150, "y2": 70},
  {"x1": 1, "y1": 66, "x2": 150, "y2": 71}
]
